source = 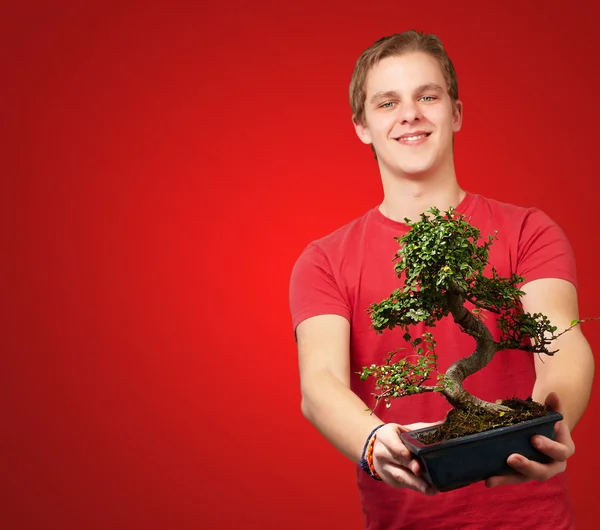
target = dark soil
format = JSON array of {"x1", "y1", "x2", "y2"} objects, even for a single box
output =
[{"x1": 416, "y1": 397, "x2": 549, "y2": 444}]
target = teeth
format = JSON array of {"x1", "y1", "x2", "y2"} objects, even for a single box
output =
[{"x1": 402, "y1": 134, "x2": 427, "y2": 141}]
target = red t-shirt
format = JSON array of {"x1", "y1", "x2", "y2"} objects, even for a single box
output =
[{"x1": 289, "y1": 192, "x2": 578, "y2": 530}]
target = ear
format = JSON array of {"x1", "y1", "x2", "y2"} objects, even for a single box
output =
[
  {"x1": 452, "y1": 100, "x2": 463, "y2": 133},
  {"x1": 353, "y1": 117, "x2": 372, "y2": 145}
]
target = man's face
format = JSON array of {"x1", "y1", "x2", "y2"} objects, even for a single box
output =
[{"x1": 354, "y1": 52, "x2": 462, "y2": 177}]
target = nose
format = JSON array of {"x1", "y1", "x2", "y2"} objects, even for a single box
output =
[{"x1": 397, "y1": 101, "x2": 422, "y2": 124}]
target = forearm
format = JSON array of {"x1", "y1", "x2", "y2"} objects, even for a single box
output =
[
  {"x1": 532, "y1": 334, "x2": 595, "y2": 431},
  {"x1": 301, "y1": 370, "x2": 384, "y2": 463}
]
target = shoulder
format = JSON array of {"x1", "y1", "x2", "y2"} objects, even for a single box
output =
[
  {"x1": 293, "y1": 206, "x2": 379, "y2": 264},
  {"x1": 470, "y1": 193, "x2": 576, "y2": 287},
  {"x1": 473, "y1": 193, "x2": 549, "y2": 220},
  {"x1": 314, "y1": 207, "x2": 378, "y2": 247},
  {"x1": 470, "y1": 193, "x2": 565, "y2": 236},
  {"x1": 288, "y1": 209, "x2": 378, "y2": 332}
]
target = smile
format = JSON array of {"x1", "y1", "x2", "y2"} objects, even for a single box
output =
[{"x1": 396, "y1": 132, "x2": 431, "y2": 145}]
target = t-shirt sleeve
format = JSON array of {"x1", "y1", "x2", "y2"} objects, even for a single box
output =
[
  {"x1": 288, "y1": 242, "x2": 351, "y2": 335},
  {"x1": 516, "y1": 208, "x2": 578, "y2": 289}
]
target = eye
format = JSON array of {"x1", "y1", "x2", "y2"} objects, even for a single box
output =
[
  {"x1": 419, "y1": 96, "x2": 437, "y2": 102},
  {"x1": 380, "y1": 101, "x2": 396, "y2": 108}
]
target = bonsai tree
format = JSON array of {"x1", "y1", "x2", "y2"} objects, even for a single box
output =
[{"x1": 360, "y1": 206, "x2": 594, "y2": 442}]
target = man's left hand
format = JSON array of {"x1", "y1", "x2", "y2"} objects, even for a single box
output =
[{"x1": 485, "y1": 392, "x2": 575, "y2": 488}]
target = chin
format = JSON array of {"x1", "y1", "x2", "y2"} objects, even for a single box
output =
[
  {"x1": 379, "y1": 154, "x2": 432, "y2": 175},
  {"x1": 396, "y1": 164, "x2": 434, "y2": 177}
]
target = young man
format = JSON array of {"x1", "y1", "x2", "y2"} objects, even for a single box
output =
[{"x1": 289, "y1": 31, "x2": 595, "y2": 529}]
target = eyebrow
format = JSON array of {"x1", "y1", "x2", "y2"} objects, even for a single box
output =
[{"x1": 369, "y1": 83, "x2": 445, "y2": 104}]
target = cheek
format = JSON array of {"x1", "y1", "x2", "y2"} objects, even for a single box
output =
[
  {"x1": 425, "y1": 108, "x2": 449, "y2": 124},
  {"x1": 372, "y1": 113, "x2": 400, "y2": 137}
]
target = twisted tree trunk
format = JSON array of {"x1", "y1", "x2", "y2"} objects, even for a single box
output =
[{"x1": 441, "y1": 286, "x2": 511, "y2": 413}]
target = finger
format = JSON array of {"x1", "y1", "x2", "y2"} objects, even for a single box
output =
[
  {"x1": 544, "y1": 393, "x2": 573, "y2": 446},
  {"x1": 382, "y1": 463, "x2": 437, "y2": 495},
  {"x1": 545, "y1": 391, "x2": 560, "y2": 412},
  {"x1": 400, "y1": 421, "x2": 444, "y2": 431},
  {"x1": 377, "y1": 435, "x2": 411, "y2": 463},
  {"x1": 530, "y1": 434, "x2": 572, "y2": 462},
  {"x1": 505, "y1": 453, "x2": 565, "y2": 481},
  {"x1": 375, "y1": 438, "x2": 422, "y2": 476},
  {"x1": 391, "y1": 423, "x2": 442, "y2": 475},
  {"x1": 552, "y1": 419, "x2": 575, "y2": 451},
  {"x1": 378, "y1": 426, "x2": 414, "y2": 461}
]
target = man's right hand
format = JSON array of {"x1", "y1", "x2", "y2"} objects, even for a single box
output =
[{"x1": 372, "y1": 422, "x2": 441, "y2": 496}]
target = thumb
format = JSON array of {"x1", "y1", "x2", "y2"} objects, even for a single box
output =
[
  {"x1": 401, "y1": 420, "x2": 444, "y2": 431},
  {"x1": 545, "y1": 391, "x2": 561, "y2": 413}
]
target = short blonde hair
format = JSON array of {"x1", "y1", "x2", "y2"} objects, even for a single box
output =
[{"x1": 349, "y1": 30, "x2": 459, "y2": 126}]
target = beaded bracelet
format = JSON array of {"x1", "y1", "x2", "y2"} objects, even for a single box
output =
[
  {"x1": 366, "y1": 433, "x2": 381, "y2": 479},
  {"x1": 359, "y1": 424, "x2": 385, "y2": 481}
]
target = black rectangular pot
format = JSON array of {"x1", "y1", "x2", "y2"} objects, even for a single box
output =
[{"x1": 400, "y1": 410, "x2": 563, "y2": 492}]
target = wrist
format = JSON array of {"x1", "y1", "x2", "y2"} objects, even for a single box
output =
[{"x1": 359, "y1": 424, "x2": 385, "y2": 480}]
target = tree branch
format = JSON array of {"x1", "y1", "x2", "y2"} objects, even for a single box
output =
[
  {"x1": 370, "y1": 385, "x2": 440, "y2": 412},
  {"x1": 442, "y1": 285, "x2": 502, "y2": 411},
  {"x1": 464, "y1": 294, "x2": 501, "y2": 314}
]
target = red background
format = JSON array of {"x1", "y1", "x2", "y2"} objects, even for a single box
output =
[{"x1": 3, "y1": 1, "x2": 599, "y2": 529}]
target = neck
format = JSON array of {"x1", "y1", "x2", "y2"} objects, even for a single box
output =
[{"x1": 378, "y1": 163, "x2": 465, "y2": 223}]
